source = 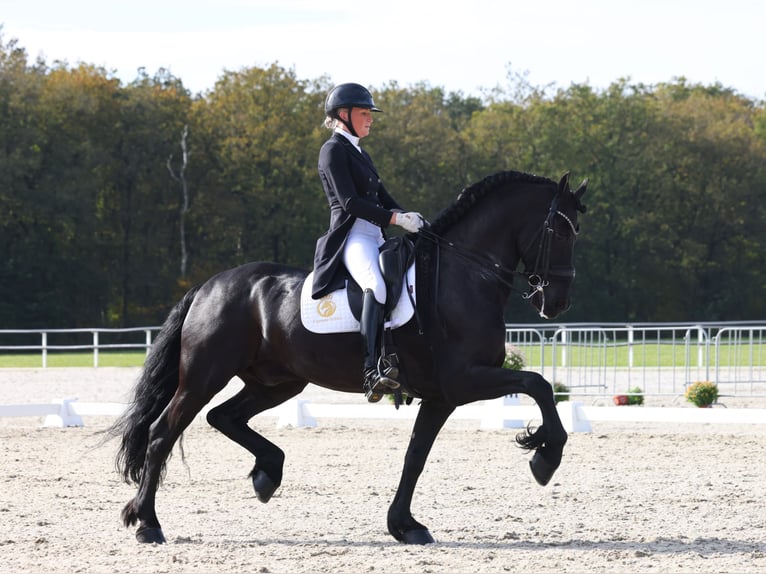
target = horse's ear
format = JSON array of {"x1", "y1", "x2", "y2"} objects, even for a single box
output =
[
  {"x1": 573, "y1": 178, "x2": 588, "y2": 199},
  {"x1": 572, "y1": 178, "x2": 588, "y2": 213},
  {"x1": 557, "y1": 171, "x2": 571, "y2": 194}
]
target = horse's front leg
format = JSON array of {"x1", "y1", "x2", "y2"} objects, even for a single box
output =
[
  {"x1": 514, "y1": 370, "x2": 568, "y2": 486},
  {"x1": 387, "y1": 399, "x2": 455, "y2": 545},
  {"x1": 445, "y1": 366, "x2": 568, "y2": 487}
]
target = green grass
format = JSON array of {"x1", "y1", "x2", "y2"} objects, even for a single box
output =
[
  {"x1": 512, "y1": 342, "x2": 766, "y2": 368},
  {"x1": 0, "y1": 351, "x2": 147, "y2": 368},
  {"x1": 1, "y1": 342, "x2": 764, "y2": 369}
]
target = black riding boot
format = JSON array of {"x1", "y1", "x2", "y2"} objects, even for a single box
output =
[{"x1": 361, "y1": 289, "x2": 400, "y2": 402}]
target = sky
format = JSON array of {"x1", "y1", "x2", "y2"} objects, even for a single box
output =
[{"x1": 2, "y1": 0, "x2": 763, "y2": 101}]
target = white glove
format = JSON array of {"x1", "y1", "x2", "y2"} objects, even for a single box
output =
[{"x1": 394, "y1": 211, "x2": 424, "y2": 233}]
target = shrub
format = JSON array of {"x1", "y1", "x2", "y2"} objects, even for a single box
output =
[{"x1": 685, "y1": 381, "x2": 719, "y2": 407}]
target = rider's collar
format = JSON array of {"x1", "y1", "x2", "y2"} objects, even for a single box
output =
[{"x1": 335, "y1": 127, "x2": 361, "y2": 152}]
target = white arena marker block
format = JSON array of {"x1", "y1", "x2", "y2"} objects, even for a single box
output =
[
  {"x1": 480, "y1": 395, "x2": 524, "y2": 429},
  {"x1": 43, "y1": 398, "x2": 84, "y2": 428},
  {"x1": 276, "y1": 398, "x2": 317, "y2": 429},
  {"x1": 556, "y1": 401, "x2": 592, "y2": 433}
]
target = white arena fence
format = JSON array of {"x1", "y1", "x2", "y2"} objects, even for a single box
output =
[
  {"x1": 2, "y1": 394, "x2": 766, "y2": 432},
  {"x1": 1, "y1": 321, "x2": 765, "y2": 430},
  {"x1": 0, "y1": 327, "x2": 159, "y2": 368}
]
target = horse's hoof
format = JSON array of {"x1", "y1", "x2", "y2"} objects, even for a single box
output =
[
  {"x1": 135, "y1": 526, "x2": 166, "y2": 544},
  {"x1": 252, "y1": 469, "x2": 279, "y2": 503},
  {"x1": 529, "y1": 450, "x2": 558, "y2": 486},
  {"x1": 400, "y1": 529, "x2": 435, "y2": 545}
]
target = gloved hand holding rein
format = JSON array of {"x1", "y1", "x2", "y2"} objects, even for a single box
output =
[{"x1": 391, "y1": 211, "x2": 425, "y2": 233}]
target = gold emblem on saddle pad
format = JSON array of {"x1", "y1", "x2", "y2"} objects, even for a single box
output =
[{"x1": 317, "y1": 295, "x2": 337, "y2": 318}]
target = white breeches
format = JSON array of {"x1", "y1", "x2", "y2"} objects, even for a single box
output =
[{"x1": 343, "y1": 219, "x2": 386, "y2": 304}]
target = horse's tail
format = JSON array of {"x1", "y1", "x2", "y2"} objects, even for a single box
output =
[{"x1": 108, "y1": 284, "x2": 202, "y2": 485}]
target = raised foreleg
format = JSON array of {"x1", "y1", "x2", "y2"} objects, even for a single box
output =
[{"x1": 442, "y1": 366, "x2": 568, "y2": 487}]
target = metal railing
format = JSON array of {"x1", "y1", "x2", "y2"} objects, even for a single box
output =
[{"x1": 505, "y1": 321, "x2": 766, "y2": 401}]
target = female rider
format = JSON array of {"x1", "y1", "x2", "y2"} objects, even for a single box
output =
[{"x1": 311, "y1": 83, "x2": 424, "y2": 402}]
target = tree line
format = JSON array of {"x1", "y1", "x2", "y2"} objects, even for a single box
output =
[{"x1": 2, "y1": 32, "x2": 765, "y2": 328}]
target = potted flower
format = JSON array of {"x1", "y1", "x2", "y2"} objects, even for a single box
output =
[
  {"x1": 613, "y1": 394, "x2": 629, "y2": 405},
  {"x1": 502, "y1": 344, "x2": 526, "y2": 371},
  {"x1": 553, "y1": 382, "x2": 569, "y2": 404},
  {"x1": 685, "y1": 381, "x2": 719, "y2": 408},
  {"x1": 500, "y1": 344, "x2": 527, "y2": 405},
  {"x1": 628, "y1": 386, "x2": 644, "y2": 405},
  {"x1": 613, "y1": 386, "x2": 644, "y2": 406}
]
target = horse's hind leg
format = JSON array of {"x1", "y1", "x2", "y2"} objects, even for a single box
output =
[
  {"x1": 123, "y1": 400, "x2": 198, "y2": 542},
  {"x1": 124, "y1": 372, "x2": 232, "y2": 543},
  {"x1": 206, "y1": 380, "x2": 308, "y2": 502}
]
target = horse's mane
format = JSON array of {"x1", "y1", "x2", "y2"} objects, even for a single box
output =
[{"x1": 429, "y1": 170, "x2": 554, "y2": 235}]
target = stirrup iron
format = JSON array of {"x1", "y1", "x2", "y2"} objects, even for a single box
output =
[
  {"x1": 378, "y1": 353, "x2": 400, "y2": 389},
  {"x1": 364, "y1": 371, "x2": 385, "y2": 403}
]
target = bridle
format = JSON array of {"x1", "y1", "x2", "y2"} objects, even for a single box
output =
[
  {"x1": 519, "y1": 194, "x2": 579, "y2": 308},
  {"x1": 416, "y1": 193, "x2": 579, "y2": 312}
]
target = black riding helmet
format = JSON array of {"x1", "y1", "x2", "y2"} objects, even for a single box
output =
[{"x1": 324, "y1": 83, "x2": 383, "y2": 136}]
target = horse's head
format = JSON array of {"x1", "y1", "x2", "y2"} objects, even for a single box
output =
[
  {"x1": 424, "y1": 169, "x2": 587, "y2": 320},
  {"x1": 520, "y1": 172, "x2": 587, "y2": 319}
]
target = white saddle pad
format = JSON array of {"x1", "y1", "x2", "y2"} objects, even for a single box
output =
[{"x1": 300, "y1": 265, "x2": 416, "y2": 334}]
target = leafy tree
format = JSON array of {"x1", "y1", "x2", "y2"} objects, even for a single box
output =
[
  {"x1": 371, "y1": 83, "x2": 472, "y2": 220},
  {"x1": 106, "y1": 69, "x2": 193, "y2": 324},
  {"x1": 639, "y1": 83, "x2": 766, "y2": 319},
  {"x1": 188, "y1": 65, "x2": 326, "y2": 280},
  {"x1": 2, "y1": 33, "x2": 766, "y2": 327},
  {"x1": 0, "y1": 34, "x2": 50, "y2": 324},
  {"x1": 2, "y1": 59, "x2": 123, "y2": 326}
]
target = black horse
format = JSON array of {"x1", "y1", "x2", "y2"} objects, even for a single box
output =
[{"x1": 110, "y1": 169, "x2": 587, "y2": 545}]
